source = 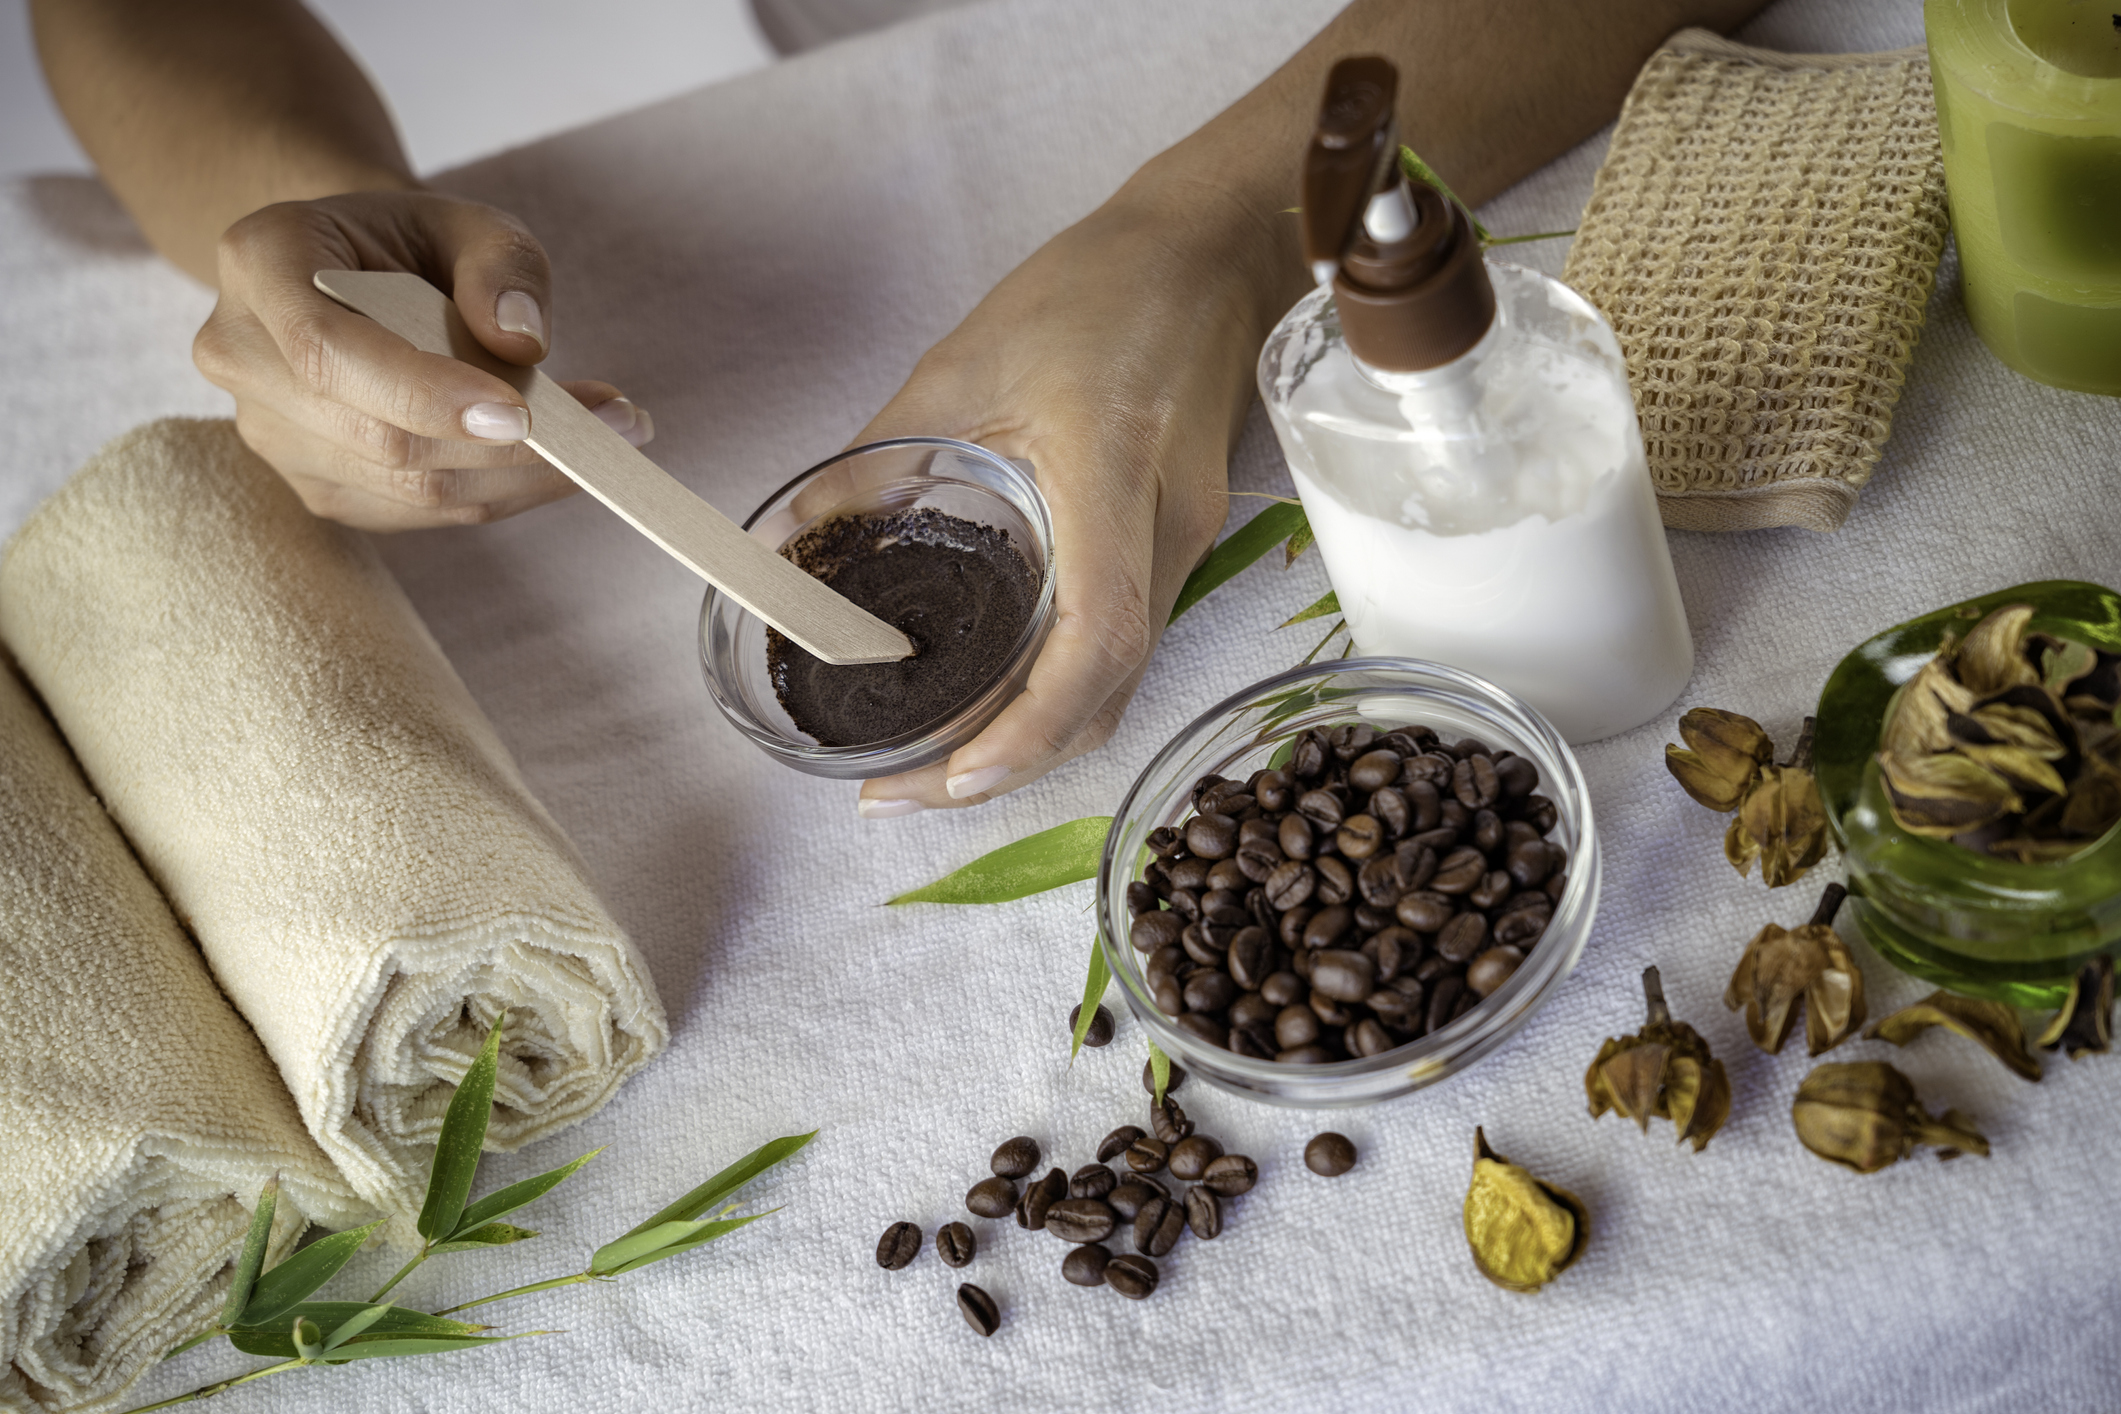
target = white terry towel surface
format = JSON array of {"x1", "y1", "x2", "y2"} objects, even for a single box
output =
[
  {"x1": 0, "y1": 419, "x2": 668, "y2": 1228},
  {"x1": 0, "y1": 657, "x2": 362, "y2": 1414}
]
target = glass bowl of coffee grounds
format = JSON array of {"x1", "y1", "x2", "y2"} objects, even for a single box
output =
[
  {"x1": 1096, "y1": 658, "x2": 1601, "y2": 1107},
  {"x1": 700, "y1": 437, "x2": 1055, "y2": 779}
]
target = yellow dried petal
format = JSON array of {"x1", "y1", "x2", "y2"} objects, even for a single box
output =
[
  {"x1": 1865, "y1": 991, "x2": 2042, "y2": 1082},
  {"x1": 1738, "y1": 765, "x2": 1829, "y2": 888},
  {"x1": 1464, "y1": 1129, "x2": 1588, "y2": 1293},
  {"x1": 1956, "y1": 604, "x2": 2039, "y2": 697},
  {"x1": 1955, "y1": 743, "x2": 2068, "y2": 798},
  {"x1": 1879, "y1": 749, "x2": 2022, "y2": 838},
  {"x1": 1881, "y1": 659, "x2": 1975, "y2": 757},
  {"x1": 1801, "y1": 923, "x2": 1867, "y2": 1055},
  {"x1": 1665, "y1": 709, "x2": 1772, "y2": 812},
  {"x1": 1597, "y1": 1042, "x2": 1670, "y2": 1132}
]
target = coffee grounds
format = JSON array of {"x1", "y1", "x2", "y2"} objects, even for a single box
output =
[{"x1": 767, "y1": 508, "x2": 1036, "y2": 747}]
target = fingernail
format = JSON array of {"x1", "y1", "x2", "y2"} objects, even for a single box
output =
[
  {"x1": 464, "y1": 402, "x2": 529, "y2": 441},
  {"x1": 857, "y1": 797, "x2": 926, "y2": 819},
  {"x1": 594, "y1": 397, "x2": 653, "y2": 447},
  {"x1": 946, "y1": 765, "x2": 1011, "y2": 799},
  {"x1": 495, "y1": 291, "x2": 547, "y2": 352}
]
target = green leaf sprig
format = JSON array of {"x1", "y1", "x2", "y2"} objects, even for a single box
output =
[
  {"x1": 884, "y1": 815, "x2": 1113, "y2": 905},
  {"x1": 129, "y1": 1016, "x2": 814, "y2": 1412}
]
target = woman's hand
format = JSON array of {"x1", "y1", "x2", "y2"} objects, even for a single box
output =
[
  {"x1": 853, "y1": 173, "x2": 1301, "y2": 817},
  {"x1": 192, "y1": 189, "x2": 653, "y2": 530}
]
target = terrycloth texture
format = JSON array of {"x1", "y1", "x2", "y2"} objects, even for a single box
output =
[
  {"x1": 4, "y1": 0, "x2": 2121, "y2": 1411},
  {"x1": 1562, "y1": 30, "x2": 1950, "y2": 533},
  {"x1": 0, "y1": 659, "x2": 361, "y2": 1414},
  {"x1": 0, "y1": 422, "x2": 667, "y2": 1231}
]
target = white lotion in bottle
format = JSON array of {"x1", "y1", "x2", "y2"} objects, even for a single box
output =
[{"x1": 1258, "y1": 57, "x2": 1692, "y2": 744}]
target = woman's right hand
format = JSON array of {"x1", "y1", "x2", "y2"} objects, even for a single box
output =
[{"x1": 192, "y1": 188, "x2": 652, "y2": 531}]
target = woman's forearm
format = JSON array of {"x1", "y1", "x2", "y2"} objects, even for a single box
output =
[
  {"x1": 31, "y1": 0, "x2": 417, "y2": 282},
  {"x1": 1126, "y1": 0, "x2": 1774, "y2": 340}
]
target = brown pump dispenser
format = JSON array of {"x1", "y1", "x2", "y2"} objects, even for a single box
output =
[{"x1": 1302, "y1": 56, "x2": 1495, "y2": 373}]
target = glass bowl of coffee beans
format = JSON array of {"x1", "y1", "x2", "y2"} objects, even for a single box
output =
[
  {"x1": 1097, "y1": 658, "x2": 1599, "y2": 1106},
  {"x1": 699, "y1": 438, "x2": 1056, "y2": 778}
]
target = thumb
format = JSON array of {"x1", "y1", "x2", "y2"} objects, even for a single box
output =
[{"x1": 431, "y1": 200, "x2": 555, "y2": 368}]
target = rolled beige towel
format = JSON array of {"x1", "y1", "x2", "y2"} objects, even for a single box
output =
[
  {"x1": 0, "y1": 419, "x2": 668, "y2": 1228},
  {"x1": 0, "y1": 655, "x2": 362, "y2": 1413}
]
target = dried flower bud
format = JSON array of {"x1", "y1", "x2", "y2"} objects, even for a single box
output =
[
  {"x1": 2037, "y1": 955, "x2": 2114, "y2": 1060},
  {"x1": 1880, "y1": 657, "x2": 1977, "y2": 758},
  {"x1": 1865, "y1": 990, "x2": 2041, "y2": 1082},
  {"x1": 1724, "y1": 762, "x2": 1829, "y2": 888},
  {"x1": 1878, "y1": 749, "x2": 2021, "y2": 839},
  {"x1": 1791, "y1": 1061, "x2": 1989, "y2": 1173},
  {"x1": 1665, "y1": 709, "x2": 1773, "y2": 812},
  {"x1": 1462, "y1": 1127, "x2": 1588, "y2": 1293},
  {"x1": 1585, "y1": 966, "x2": 1730, "y2": 1151},
  {"x1": 1725, "y1": 883, "x2": 1863, "y2": 1055},
  {"x1": 1954, "y1": 604, "x2": 2039, "y2": 697}
]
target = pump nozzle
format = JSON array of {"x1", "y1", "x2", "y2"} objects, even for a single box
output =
[{"x1": 1301, "y1": 56, "x2": 1401, "y2": 287}]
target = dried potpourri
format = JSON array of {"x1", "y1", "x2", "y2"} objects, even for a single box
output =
[
  {"x1": 1865, "y1": 991, "x2": 2042, "y2": 1082},
  {"x1": 1462, "y1": 1128, "x2": 1588, "y2": 1293},
  {"x1": 1725, "y1": 883, "x2": 1865, "y2": 1056},
  {"x1": 1585, "y1": 966, "x2": 1730, "y2": 1151},
  {"x1": 1790, "y1": 1061, "x2": 1989, "y2": 1173},
  {"x1": 1665, "y1": 710, "x2": 1829, "y2": 887},
  {"x1": 2038, "y1": 955, "x2": 2114, "y2": 1060},
  {"x1": 1876, "y1": 603, "x2": 2121, "y2": 862}
]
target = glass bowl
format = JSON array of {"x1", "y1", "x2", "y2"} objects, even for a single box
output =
[
  {"x1": 1095, "y1": 657, "x2": 1601, "y2": 1108},
  {"x1": 1816, "y1": 579, "x2": 2121, "y2": 1006},
  {"x1": 699, "y1": 438, "x2": 1055, "y2": 779}
]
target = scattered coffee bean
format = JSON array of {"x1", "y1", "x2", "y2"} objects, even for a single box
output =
[
  {"x1": 1107, "y1": 1179, "x2": 1152, "y2": 1220},
  {"x1": 876, "y1": 1221, "x2": 920, "y2": 1270},
  {"x1": 1069, "y1": 1002, "x2": 1115, "y2": 1048},
  {"x1": 935, "y1": 1222, "x2": 975, "y2": 1268},
  {"x1": 1063, "y1": 1243, "x2": 1112, "y2": 1287},
  {"x1": 957, "y1": 1283, "x2": 1000, "y2": 1337},
  {"x1": 1097, "y1": 1125, "x2": 1145, "y2": 1163},
  {"x1": 1015, "y1": 1169, "x2": 1064, "y2": 1230},
  {"x1": 1046, "y1": 1198, "x2": 1119, "y2": 1244},
  {"x1": 1106, "y1": 1253, "x2": 1160, "y2": 1300},
  {"x1": 1133, "y1": 1194, "x2": 1186, "y2": 1257},
  {"x1": 1149, "y1": 1097, "x2": 1194, "y2": 1145},
  {"x1": 1167, "y1": 1135, "x2": 1224, "y2": 1181},
  {"x1": 1201, "y1": 1153, "x2": 1258, "y2": 1196},
  {"x1": 1304, "y1": 1132, "x2": 1357, "y2": 1177},
  {"x1": 990, "y1": 1136, "x2": 1041, "y2": 1179},
  {"x1": 1125, "y1": 1134, "x2": 1169, "y2": 1173},
  {"x1": 1184, "y1": 1185, "x2": 1223, "y2": 1240},
  {"x1": 1069, "y1": 1164, "x2": 1118, "y2": 1200},
  {"x1": 1142, "y1": 1059, "x2": 1187, "y2": 1096},
  {"x1": 1466, "y1": 945, "x2": 1524, "y2": 997},
  {"x1": 966, "y1": 1177, "x2": 1016, "y2": 1219}
]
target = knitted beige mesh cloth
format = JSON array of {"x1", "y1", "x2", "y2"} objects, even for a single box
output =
[{"x1": 1562, "y1": 29, "x2": 1949, "y2": 533}]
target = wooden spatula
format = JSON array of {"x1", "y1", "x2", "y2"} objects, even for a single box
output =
[{"x1": 314, "y1": 269, "x2": 913, "y2": 666}]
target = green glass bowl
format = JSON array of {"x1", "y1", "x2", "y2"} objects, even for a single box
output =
[{"x1": 1815, "y1": 580, "x2": 2121, "y2": 1005}]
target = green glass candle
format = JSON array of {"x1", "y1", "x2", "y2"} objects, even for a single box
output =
[
  {"x1": 1927, "y1": 0, "x2": 2121, "y2": 394},
  {"x1": 1815, "y1": 580, "x2": 2121, "y2": 1005}
]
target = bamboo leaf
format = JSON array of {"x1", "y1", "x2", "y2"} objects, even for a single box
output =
[
  {"x1": 1146, "y1": 1040, "x2": 1172, "y2": 1108},
  {"x1": 1278, "y1": 591, "x2": 1340, "y2": 630},
  {"x1": 229, "y1": 1303, "x2": 489, "y2": 1338},
  {"x1": 417, "y1": 1018, "x2": 507, "y2": 1243},
  {"x1": 319, "y1": 1303, "x2": 394, "y2": 1352},
  {"x1": 610, "y1": 1132, "x2": 817, "y2": 1246},
  {"x1": 238, "y1": 1219, "x2": 385, "y2": 1328},
  {"x1": 1484, "y1": 228, "x2": 1577, "y2": 246},
  {"x1": 1070, "y1": 940, "x2": 1111, "y2": 1062},
  {"x1": 292, "y1": 1318, "x2": 324, "y2": 1361},
  {"x1": 1298, "y1": 619, "x2": 1347, "y2": 667},
  {"x1": 449, "y1": 1148, "x2": 602, "y2": 1239},
  {"x1": 430, "y1": 1223, "x2": 539, "y2": 1254},
  {"x1": 1398, "y1": 145, "x2": 1491, "y2": 243},
  {"x1": 218, "y1": 1176, "x2": 279, "y2": 1329},
  {"x1": 886, "y1": 817, "x2": 1111, "y2": 905},
  {"x1": 1169, "y1": 501, "x2": 1309, "y2": 623},
  {"x1": 228, "y1": 1330, "x2": 538, "y2": 1362},
  {"x1": 598, "y1": 1213, "x2": 772, "y2": 1276},
  {"x1": 1283, "y1": 520, "x2": 1315, "y2": 568}
]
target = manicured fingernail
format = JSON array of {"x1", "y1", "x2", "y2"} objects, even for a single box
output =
[
  {"x1": 594, "y1": 397, "x2": 652, "y2": 447},
  {"x1": 495, "y1": 291, "x2": 546, "y2": 352},
  {"x1": 946, "y1": 765, "x2": 1011, "y2": 799},
  {"x1": 464, "y1": 402, "x2": 529, "y2": 441},
  {"x1": 858, "y1": 797, "x2": 925, "y2": 819}
]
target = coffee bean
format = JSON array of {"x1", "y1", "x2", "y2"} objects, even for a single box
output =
[
  {"x1": 1404, "y1": 778, "x2": 1444, "y2": 831},
  {"x1": 1394, "y1": 891, "x2": 1454, "y2": 933},
  {"x1": 1253, "y1": 768, "x2": 1294, "y2": 811},
  {"x1": 1426, "y1": 974, "x2": 1466, "y2": 1033},
  {"x1": 957, "y1": 1283, "x2": 1000, "y2": 1337},
  {"x1": 1070, "y1": 1164, "x2": 1118, "y2": 1200},
  {"x1": 1150, "y1": 973, "x2": 1184, "y2": 1016},
  {"x1": 1069, "y1": 1002, "x2": 1115, "y2": 1047},
  {"x1": 1523, "y1": 795, "x2": 1560, "y2": 835},
  {"x1": 1201, "y1": 887, "x2": 1249, "y2": 927},
  {"x1": 1305, "y1": 1132, "x2": 1357, "y2": 1176},
  {"x1": 1277, "y1": 1044, "x2": 1334, "y2": 1064},
  {"x1": 1367, "y1": 985, "x2": 1416, "y2": 1026},
  {"x1": 1175, "y1": 1012, "x2": 1228, "y2": 1047},
  {"x1": 1468, "y1": 870, "x2": 1512, "y2": 911},
  {"x1": 1141, "y1": 1059, "x2": 1187, "y2": 1096},
  {"x1": 1228, "y1": 989, "x2": 1276, "y2": 1031},
  {"x1": 1263, "y1": 859, "x2": 1316, "y2": 911},
  {"x1": 1147, "y1": 825, "x2": 1185, "y2": 857},
  {"x1": 1496, "y1": 754, "x2": 1540, "y2": 798},
  {"x1": 1403, "y1": 752, "x2": 1453, "y2": 787},
  {"x1": 1382, "y1": 726, "x2": 1438, "y2": 757},
  {"x1": 1127, "y1": 881, "x2": 1160, "y2": 915},
  {"x1": 1348, "y1": 749, "x2": 1404, "y2": 792},
  {"x1": 1106, "y1": 1180, "x2": 1151, "y2": 1220},
  {"x1": 966, "y1": 1177, "x2": 1017, "y2": 1219},
  {"x1": 1368, "y1": 926, "x2": 1417, "y2": 979},
  {"x1": 1310, "y1": 949, "x2": 1376, "y2": 1002},
  {"x1": 1201, "y1": 1153, "x2": 1259, "y2": 1196},
  {"x1": 1230, "y1": 1021, "x2": 1276, "y2": 1058},
  {"x1": 1329, "y1": 723, "x2": 1377, "y2": 760},
  {"x1": 1184, "y1": 1185, "x2": 1224, "y2": 1240},
  {"x1": 1168, "y1": 855, "x2": 1210, "y2": 891},
  {"x1": 1493, "y1": 906, "x2": 1551, "y2": 948},
  {"x1": 1149, "y1": 1097, "x2": 1194, "y2": 1144},
  {"x1": 1182, "y1": 969, "x2": 1240, "y2": 1015},
  {"x1": 1167, "y1": 1135, "x2": 1225, "y2": 1181},
  {"x1": 1449, "y1": 737, "x2": 1485, "y2": 760},
  {"x1": 1015, "y1": 1170, "x2": 1062, "y2": 1230},
  {"x1": 1369, "y1": 785, "x2": 1410, "y2": 838},
  {"x1": 1348, "y1": 1017, "x2": 1393, "y2": 1057},
  {"x1": 935, "y1": 1222, "x2": 975, "y2": 1268},
  {"x1": 1466, "y1": 945, "x2": 1525, "y2": 997},
  {"x1": 1097, "y1": 1126, "x2": 1146, "y2": 1164},
  {"x1": 1430, "y1": 847, "x2": 1486, "y2": 894},
  {"x1": 1134, "y1": 1194, "x2": 1186, "y2": 1256},
  {"x1": 1357, "y1": 856, "x2": 1404, "y2": 909},
  {"x1": 1335, "y1": 814, "x2": 1384, "y2": 860},
  {"x1": 1302, "y1": 905, "x2": 1352, "y2": 950},
  {"x1": 1130, "y1": 910, "x2": 1183, "y2": 954},
  {"x1": 1046, "y1": 1198, "x2": 1118, "y2": 1244},
  {"x1": 876, "y1": 1221, "x2": 920, "y2": 1270},
  {"x1": 1436, "y1": 911, "x2": 1488, "y2": 962},
  {"x1": 1125, "y1": 1134, "x2": 1169, "y2": 1173},
  {"x1": 1181, "y1": 922, "x2": 1224, "y2": 967},
  {"x1": 1313, "y1": 856, "x2": 1355, "y2": 906},
  {"x1": 1308, "y1": 988, "x2": 1356, "y2": 1025},
  {"x1": 1276, "y1": 904, "x2": 1313, "y2": 949},
  {"x1": 1352, "y1": 903, "x2": 1395, "y2": 935},
  {"x1": 1062, "y1": 1243, "x2": 1112, "y2": 1287},
  {"x1": 1545, "y1": 870, "x2": 1568, "y2": 902},
  {"x1": 991, "y1": 1136, "x2": 1041, "y2": 1179},
  {"x1": 1261, "y1": 970, "x2": 1305, "y2": 1006},
  {"x1": 1454, "y1": 754, "x2": 1501, "y2": 809},
  {"x1": 1440, "y1": 799, "x2": 1471, "y2": 833},
  {"x1": 1506, "y1": 840, "x2": 1555, "y2": 888},
  {"x1": 1472, "y1": 809, "x2": 1504, "y2": 857},
  {"x1": 1296, "y1": 789, "x2": 1344, "y2": 828},
  {"x1": 1275, "y1": 1002, "x2": 1321, "y2": 1050},
  {"x1": 1107, "y1": 1253, "x2": 1160, "y2": 1300}
]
